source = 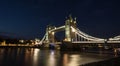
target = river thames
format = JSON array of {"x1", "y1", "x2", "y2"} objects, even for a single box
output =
[{"x1": 0, "y1": 48, "x2": 115, "y2": 66}]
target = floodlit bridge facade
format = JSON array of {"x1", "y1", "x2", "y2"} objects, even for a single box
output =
[{"x1": 37, "y1": 15, "x2": 120, "y2": 49}]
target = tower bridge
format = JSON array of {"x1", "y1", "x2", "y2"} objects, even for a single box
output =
[{"x1": 37, "y1": 15, "x2": 120, "y2": 49}]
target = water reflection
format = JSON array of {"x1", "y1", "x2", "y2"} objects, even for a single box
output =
[
  {"x1": 68, "y1": 55, "x2": 81, "y2": 66},
  {"x1": 47, "y1": 50, "x2": 56, "y2": 66},
  {"x1": 63, "y1": 54, "x2": 68, "y2": 66},
  {"x1": 0, "y1": 48, "x2": 115, "y2": 66},
  {"x1": 63, "y1": 54, "x2": 81, "y2": 66},
  {"x1": 33, "y1": 49, "x2": 40, "y2": 66}
]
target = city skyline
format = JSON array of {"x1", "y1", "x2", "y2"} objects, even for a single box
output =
[{"x1": 0, "y1": 0, "x2": 119, "y2": 39}]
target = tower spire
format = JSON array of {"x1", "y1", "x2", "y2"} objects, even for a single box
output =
[
  {"x1": 69, "y1": 14, "x2": 72, "y2": 19},
  {"x1": 68, "y1": 14, "x2": 73, "y2": 22}
]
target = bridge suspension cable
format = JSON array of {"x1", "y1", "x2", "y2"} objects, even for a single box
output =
[
  {"x1": 71, "y1": 26, "x2": 104, "y2": 41},
  {"x1": 109, "y1": 35, "x2": 120, "y2": 41}
]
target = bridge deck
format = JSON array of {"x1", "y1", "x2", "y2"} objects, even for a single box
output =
[
  {"x1": 72, "y1": 41, "x2": 120, "y2": 44},
  {"x1": 72, "y1": 41, "x2": 105, "y2": 44},
  {"x1": 107, "y1": 41, "x2": 120, "y2": 43}
]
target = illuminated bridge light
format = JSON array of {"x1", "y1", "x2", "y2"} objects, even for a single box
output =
[
  {"x1": 55, "y1": 27, "x2": 56, "y2": 29},
  {"x1": 52, "y1": 32, "x2": 55, "y2": 35},
  {"x1": 72, "y1": 27, "x2": 75, "y2": 32}
]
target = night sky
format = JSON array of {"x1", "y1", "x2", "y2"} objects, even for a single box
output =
[{"x1": 0, "y1": 0, "x2": 119, "y2": 39}]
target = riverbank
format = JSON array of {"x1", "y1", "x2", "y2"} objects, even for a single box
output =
[{"x1": 81, "y1": 56, "x2": 120, "y2": 66}]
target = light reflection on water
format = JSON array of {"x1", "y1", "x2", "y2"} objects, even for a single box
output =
[
  {"x1": 68, "y1": 55, "x2": 81, "y2": 66},
  {"x1": 47, "y1": 50, "x2": 56, "y2": 66},
  {"x1": 0, "y1": 48, "x2": 114, "y2": 66},
  {"x1": 33, "y1": 49, "x2": 40, "y2": 66}
]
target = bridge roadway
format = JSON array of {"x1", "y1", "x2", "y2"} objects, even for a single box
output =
[
  {"x1": 72, "y1": 41, "x2": 105, "y2": 44},
  {"x1": 72, "y1": 41, "x2": 120, "y2": 44},
  {"x1": 49, "y1": 26, "x2": 65, "y2": 32},
  {"x1": 107, "y1": 41, "x2": 120, "y2": 43}
]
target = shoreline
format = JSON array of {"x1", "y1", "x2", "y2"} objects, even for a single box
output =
[{"x1": 81, "y1": 56, "x2": 120, "y2": 66}]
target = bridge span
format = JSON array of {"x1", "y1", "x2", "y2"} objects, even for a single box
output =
[{"x1": 35, "y1": 15, "x2": 120, "y2": 50}]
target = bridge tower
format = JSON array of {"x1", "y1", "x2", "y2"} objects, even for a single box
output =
[
  {"x1": 65, "y1": 15, "x2": 77, "y2": 42},
  {"x1": 45, "y1": 25, "x2": 55, "y2": 44}
]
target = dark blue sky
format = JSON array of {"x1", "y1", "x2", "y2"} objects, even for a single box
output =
[{"x1": 0, "y1": 0, "x2": 119, "y2": 39}]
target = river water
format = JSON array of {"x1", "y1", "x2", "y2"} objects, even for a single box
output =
[{"x1": 0, "y1": 48, "x2": 115, "y2": 66}]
